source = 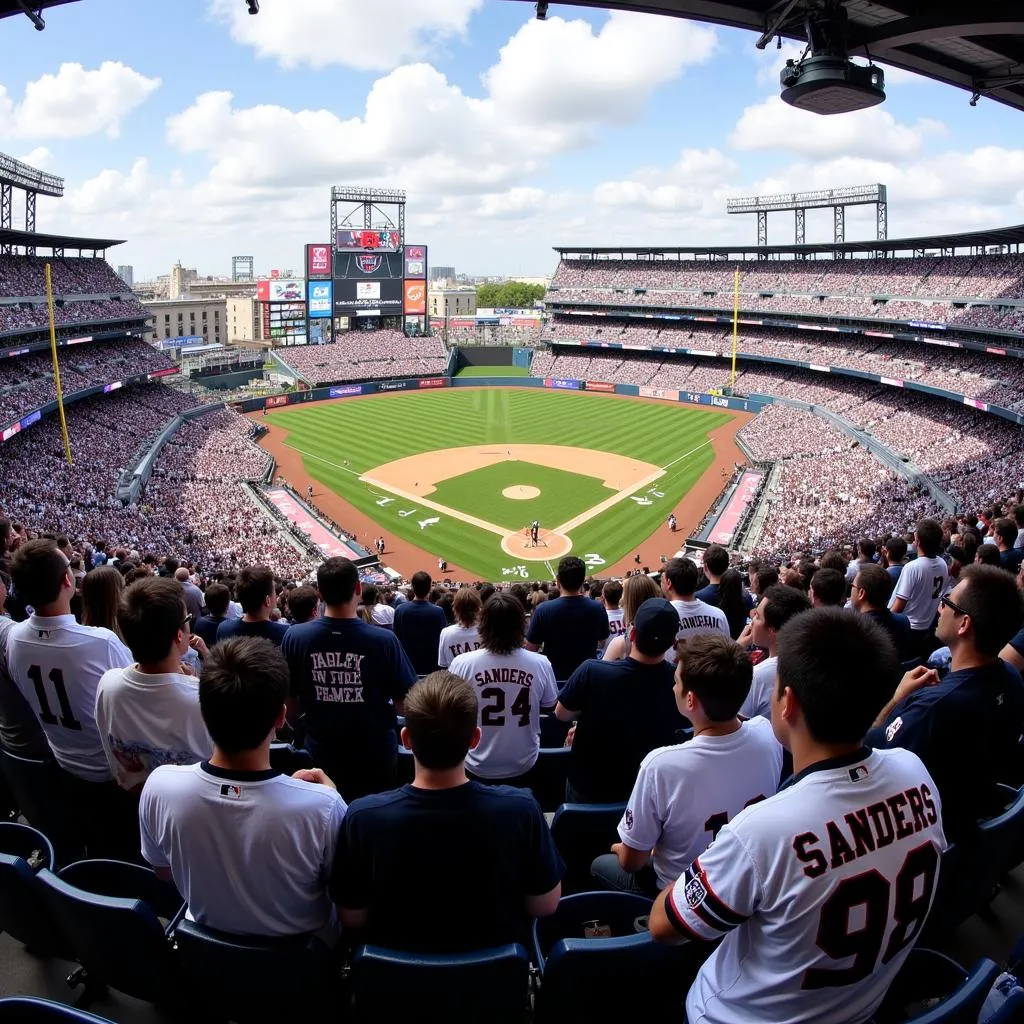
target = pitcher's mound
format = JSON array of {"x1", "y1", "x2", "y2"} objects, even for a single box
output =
[
  {"x1": 501, "y1": 529, "x2": 573, "y2": 562},
  {"x1": 503, "y1": 485, "x2": 540, "y2": 500}
]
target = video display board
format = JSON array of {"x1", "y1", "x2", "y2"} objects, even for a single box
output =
[{"x1": 332, "y1": 278, "x2": 404, "y2": 315}]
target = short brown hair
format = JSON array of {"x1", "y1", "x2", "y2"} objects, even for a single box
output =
[
  {"x1": 119, "y1": 577, "x2": 187, "y2": 664},
  {"x1": 452, "y1": 587, "x2": 481, "y2": 628},
  {"x1": 204, "y1": 582, "x2": 230, "y2": 617},
  {"x1": 675, "y1": 634, "x2": 753, "y2": 722},
  {"x1": 287, "y1": 585, "x2": 319, "y2": 624},
  {"x1": 404, "y1": 671, "x2": 478, "y2": 770},
  {"x1": 10, "y1": 539, "x2": 67, "y2": 609},
  {"x1": 236, "y1": 565, "x2": 275, "y2": 614}
]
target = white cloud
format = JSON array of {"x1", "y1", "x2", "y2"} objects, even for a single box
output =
[
  {"x1": 208, "y1": 0, "x2": 483, "y2": 71},
  {"x1": 0, "y1": 62, "x2": 160, "y2": 139},
  {"x1": 16, "y1": 146, "x2": 53, "y2": 169},
  {"x1": 730, "y1": 95, "x2": 944, "y2": 160}
]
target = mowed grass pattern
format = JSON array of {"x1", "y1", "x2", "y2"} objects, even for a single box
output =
[
  {"x1": 455, "y1": 365, "x2": 529, "y2": 377},
  {"x1": 429, "y1": 460, "x2": 614, "y2": 531},
  {"x1": 265, "y1": 388, "x2": 730, "y2": 578}
]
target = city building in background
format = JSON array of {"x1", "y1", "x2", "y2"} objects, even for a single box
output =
[
  {"x1": 169, "y1": 262, "x2": 199, "y2": 299},
  {"x1": 145, "y1": 296, "x2": 225, "y2": 345},
  {"x1": 428, "y1": 286, "x2": 476, "y2": 319},
  {"x1": 227, "y1": 296, "x2": 259, "y2": 345},
  {"x1": 115, "y1": 264, "x2": 133, "y2": 287},
  {"x1": 430, "y1": 265, "x2": 455, "y2": 283}
]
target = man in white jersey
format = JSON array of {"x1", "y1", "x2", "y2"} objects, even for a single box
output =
[
  {"x1": 6, "y1": 541, "x2": 136, "y2": 856},
  {"x1": 592, "y1": 634, "x2": 782, "y2": 896},
  {"x1": 448, "y1": 593, "x2": 557, "y2": 783},
  {"x1": 738, "y1": 584, "x2": 810, "y2": 720},
  {"x1": 599, "y1": 580, "x2": 625, "y2": 653},
  {"x1": 889, "y1": 518, "x2": 948, "y2": 657},
  {"x1": 650, "y1": 608, "x2": 946, "y2": 1024},
  {"x1": 437, "y1": 587, "x2": 482, "y2": 669},
  {"x1": 661, "y1": 557, "x2": 729, "y2": 664},
  {"x1": 140, "y1": 637, "x2": 346, "y2": 945}
]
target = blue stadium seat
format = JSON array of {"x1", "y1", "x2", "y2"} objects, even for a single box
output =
[
  {"x1": 526, "y1": 747, "x2": 570, "y2": 813},
  {"x1": 0, "y1": 750, "x2": 85, "y2": 864},
  {"x1": 0, "y1": 998, "x2": 117, "y2": 1024},
  {"x1": 37, "y1": 859, "x2": 185, "y2": 1006},
  {"x1": 268, "y1": 742, "x2": 314, "y2": 775},
  {"x1": 986, "y1": 987, "x2": 1024, "y2": 1024},
  {"x1": 877, "y1": 948, "x2": 1000, "y2": 1024},
  {"x1": 549, "y1": 802, "x2": 627, "y2": 894},
  {"x1": 0, "y1": 822, "x2": 65, "y2": 957},
  {"x1": 350, "y1": 943, "x2": 530, "y2": 1024},
  {"x1": 173, "y1": 919, "x2": 339, "y2": 1020},
  {"x1": 532, "y1": 892, "x2": 701, "y2": 1021}
]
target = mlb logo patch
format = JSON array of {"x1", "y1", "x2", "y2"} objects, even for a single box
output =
[
  {"x1": 684, "y1": 874, "x2": 707, "y2": 909},
  {"x1": 220, "y1": 784, "x2": 241, "y2": 799},
  {"x1": 357, "y1": 254, "x2": 383, "y2": 273},
  {"x1": 849, "y1": 765, "x2": 870, "y2": 782},
  {"x1": 885, "y1": 717, "x2": 903, "y2": 742}
]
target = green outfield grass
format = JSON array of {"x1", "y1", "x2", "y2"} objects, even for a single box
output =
[
  {"x1": 455, "y1": 365, "x2": 529, "y2": 377},
  {"x1": 264, "y1": 388, "x2": 730, "y2": 578}
]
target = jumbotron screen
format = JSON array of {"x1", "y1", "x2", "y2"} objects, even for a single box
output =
[
  {"x1": 335, "y1": 229, "x2": 402, "y2": 251},
  {"x1": 333, "y1": 251, "x2": 405, "y2": 281}
]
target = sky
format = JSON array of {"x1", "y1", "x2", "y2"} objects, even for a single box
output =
[{"x1": 1, "y1": 0, "x2": 1023, "y2": 281}]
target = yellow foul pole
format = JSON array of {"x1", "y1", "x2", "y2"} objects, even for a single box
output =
[
  {"x1": 730, "y1": 268, "x2": 739, "y2": 390},
  {"x1": 45, "y1": 263, "x2": 73, "y2": 466}
]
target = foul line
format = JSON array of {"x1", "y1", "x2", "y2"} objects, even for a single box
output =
[
  {"x1": 661, "y1": 440, "x2": 711, "y2": 472},
  {"x1": 286, "y1": 444, "x2": 363, "y2": 477}
]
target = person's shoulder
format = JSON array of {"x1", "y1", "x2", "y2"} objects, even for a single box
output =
[
  {"x1": 742, "y1": 714, "x2": 777, "y2": 740},
  {"x1": 275, "y1": 773, "x2": 347, "y2": 809},
  {"x1": 477, "y1": 782, "x2": 544, "y2": 816},
  {"x1": 143, "y1": 762, "x2": 197, "y2": 796},
  {"x1": 638, "y1": 742, "x2": 691, "y2": 775},
  {"x1": 97, "y1": 665, "x2": 131, "y2": 691},
  {"x1": 345, "y1": 786, "x2": 413, "y2": 821},
  {"x1": 215, "y1": 617, "x2": 238, "y2": 636}
]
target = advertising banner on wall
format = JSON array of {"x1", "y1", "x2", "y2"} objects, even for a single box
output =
[
  {"x1": 403, "y1": 280, "x2": 426, "y2": 315},
  {"x1": 585, "y1": 381, "x2": 615, "y2": 393},
  {"x1": 333, "y1": 278, "x2": 403, "y2": 315},
  {"x1": 307, "y1": 281, "x2": 333, "y2": 317},
  {"x1": 639, "y1": 386, "x2": 680, "y2": 401},
  {"x1": 404, "y1": 244, "x2": 427, "y2": 279},
  {"x1": 260, "y1": 280, "x2": 305, "y2": 302},
  {"x1": 418, "y1": 377, "x2": 447, "y2": 389},
  {"x1": 545, "y1": 378, "x2": 581, "y2": 390},
  {"x1": 306, "y1": 243, "x2": 331, "y2": 278},
  {"x1": 329, "y1": 384, "x2": 364, "y2": 398},
  {"x1": 265, "y1": 394, "x2": 289, "y2": 408}
]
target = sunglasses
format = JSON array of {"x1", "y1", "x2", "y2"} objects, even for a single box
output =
[
  {"x1": 939, "y1": 594, "x2": 967, "y2": 617},
  {"x1": 182, "y1": 613, "x2": 194, "y2": 630}
]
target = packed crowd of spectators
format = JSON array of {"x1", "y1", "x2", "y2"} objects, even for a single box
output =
[
  {"x1": 277, "y1": 331, "x2": 448, "y2": 386},
  {"x1": 0, "y1": 297, "x2": 149, "y2": 337},
  {"x1": 0, "y1": 339, "x2": 175, "y2": 428},
  {"x1": 0, "y1": 255, "x2": 132, "y2": 298}
]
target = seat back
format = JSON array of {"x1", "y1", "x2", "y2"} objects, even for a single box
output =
[
  {"x1": 902, "y1": 957, "x2": 1001, "y2": 1023},
  {"x1": 533, "y1": 890, "x2": 653, "y2": 963},
  {"x1": 174, "y1": 919, "x2": 337, "y2": 1020},
  {"x1": 526, "y1": 747, "x2": 570, "y2": 813},
  {"x1": 549, "y1": 802, "x2": 627, "y2": 894},
  {"x1": 0, "y1": 997, "x2": 118, "y2": 1023},
  {"x1": 0, "y1": 823, "x2": 64, "y2": 955},
  {"x1": 37, "y1": 863, "x2": 180, "y2": 1004},
  {"x1": 350, "y1": 943, "x2": 530, "y2": 1024},
  {"x1": 0, "y1": 750, "x2": 85, "y2": 864}
]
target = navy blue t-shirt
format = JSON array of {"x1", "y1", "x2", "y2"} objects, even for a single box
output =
[
  {"x1": 557, "y1": 656, "x2": 686, "y2": 802},
  {"x1": 1009, "y1": 627, "x2": 1024, "y2": 659},
  {"x1": 194, "y1": 614, "x2": 227, "y2": 649},
  {"x1": 866, "y1": 658, "x2": 1024, "y2": 840},
  {"x1": 330, "y1": 781, "x2": 564, "y2": 952},
  {"x1": 215, "y1": 617, "x2": 290, "y2": 647},
  {"x1": 1001, "y1": 548, "x2": 1024, "y2": 573},
  {"x1": 865, "y1": 608, "x2": 915, "y2": 662},
  {"x1": 526, "y1": 596, "x2": 610, "y2": 682},
  {"x1": 281, "y1": 616, "x2": 416, "y2": 763},
  {"x1": 393, "y1": 600, "x2": 449, "y2": 675}
]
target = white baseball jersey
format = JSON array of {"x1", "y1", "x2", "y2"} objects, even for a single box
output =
[
  {"x1": 666, "y1": 599, "x2": 730, "y2": 664},
  {"x1": 95, "y1": 666, "x2": 213, "y2": 792},
  {"x1": 140, "y1": 762, "x2": 346, "y2": 943},
  {"x1": 620, "y1": 717, "x2": 783, "y2": 887},
  {"x1": 738, "y1": 656, "x2": 777, "y2": 720},
  {"x1": 889, "y1": 556, "x2": 947, "y2": 631},
  {"x1": 603, "y1": 608, "x2": 625, "y2": 652},
  {"x1": 448, "y1": 646, "x2": 558, "y2": 779},
  {"x1": 437, "y1": 624, "x2": 482, "y2": 668},
  {"x1": 666, "y1": 747, "x2": 946, "y2": 1024},
  {"x1": 5, "y1": 614, "x2": 133, "y2": 781}
]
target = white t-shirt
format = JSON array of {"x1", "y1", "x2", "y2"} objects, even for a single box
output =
[
  {"x1": 95, "y1": 665, "x2": 213, "y2": 792},
  {"x1": 603, "y1": 608, "x2": 625, "y2": 652},
  {"x1": 667, "y1": 747, "x2": 946, "y2": 1024},
  {"x1": 620, "y1": 717, "x2": 783, "y2": 887},
  {"x1": 371, "y1": 604, "x2": 395, "y2": 628},
  {"x1": 889, "y1": 555, "x2": 948, "y2": 631},
  {"x1": 140, "y1": 762, "x2": 347, "y2": 942},
  {"x1": 437, "y1": 624, "x2": 481, "y2": 668},
  {"x1": 666, "y1": 599, "x2": 730, "y2": 664},
  {"x1": 738, "y1": 656, "x2": 777, "y2": 721},
  {"x1": 448, "y1": 646, "x2": 558, "y2": 779},
  {"x1": 5, "y1": 614, "x2": 133, "y2": 782}
]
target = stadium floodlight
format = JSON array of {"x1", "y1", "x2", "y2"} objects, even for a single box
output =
[
  {"x1": 16, "y1": 2, "x2": 45, "y2": 30},
  {"x1": 245, "y1": 0, "x2": 259, "y2": 13},
  {"x1": 536, "y1": 1, "x2": 548, "y2": 20}
]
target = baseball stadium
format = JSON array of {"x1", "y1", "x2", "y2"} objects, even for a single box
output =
[{"x1": 2, "y1": 1, "x2": 1024, "y2": 1023}]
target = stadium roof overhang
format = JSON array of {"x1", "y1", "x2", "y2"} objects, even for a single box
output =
[
  {"x1": 555, "y1": 224, "x2": 1024, "y2": 257},
  {"x1": 0, "y1": 0, "x2": 79, "y2": 22},
  {"x1": 0, "y1": 228, "x2": 124, "y2": 252},
  {"x1": 506, "y1": 2, "x2": 1024, "y2": 114}
]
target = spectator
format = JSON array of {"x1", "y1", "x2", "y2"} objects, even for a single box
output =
[
  {"x1": 868, "y1": 565, "x2": 1024, "y2": 840},
  {"x1": 993, "y1": 517, "x2": 1024, "y2": 573},
  {"x1": 1013, "y1": 504, "x2": 1024, "y2": 550},
  {"x1": 809, "y1": 568, "x2": 846, "y2": 608},
  {"x1": 738, "y1": 585, "x2": 811, "y2": 720},
  {"x1": 216, "y1": 566, "x2": 290, "y2": 647},
  {"x1": 650, "y1": 608, "x2": 945, "y2": 1024},
  {"x1": 393, "y1": 571, "x2": 448, "y2": 675},
  {"x1": 329, "y1": 671, "x2": 562, "y2": 952},
  {"x1": 695, "y1": 547, "x2": 752, "y2": 625},
  {"x1": 175, "y1": 567, "x2": 205, "y2": 622},
  {"x1": 556, "y1": 597, "x2": 689, "y2": 804},
  {"x1": 95, "y1": 577, "x2": 212, "y2": 793},
  {"x1": 526, "y1": 556, "x2": 610, "y2": 680},
  {"x1": 194, "y1": 583, "x2": 231, "y2": 648},
  {"x1": 717, "y1": 568, "x2": 752, "y2": 639},
  {"x1": 81, "y1": 565, "x2": 126, "y2": 639},
  {"x1": 282, "y1": 557, "x2": 416, "y2": 801},
  {"x1": 603, "y1": 574, "x2": 660, "y2": 661},
  {"x1": 889, "y1": 519, "x2": 948, "y2": 656},
  {"x1": 139, "y1": 637, "x2": 346, "y2": 944},
  {"x1": 850, "y1": 564, "x2": 914, "y2": 662},
  {"x1": 437, "y1": 586, "x2": 482, "y2": 669},
  {"x1": 845, "y1": 537, "x2": 877, "y2": 583},
  {"x1": 5, "y1": 540, "x2": 135, "y2": 856},
  {"x1": 882, "y1": 535, "x2": 908, "y2": 583},
  {"x1": 592, "y1": 635, "x2": 782, "y2": 896},
  {"x1": 449, "y1": 593, "x2": 557, "y2": 785},
  {"x1": 599, "y1": 579, "x2": 625, "y2": 650},
  {"x1": 661, "y1": 557, "x2": 730, "y2": 655},
  {"x1": 287, "y1": 585, "x2": 320, "y2": 625}
]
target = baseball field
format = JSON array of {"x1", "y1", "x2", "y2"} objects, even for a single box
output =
[{"x1": 260, "y1": 388, "x2": 737, "y2": 580}]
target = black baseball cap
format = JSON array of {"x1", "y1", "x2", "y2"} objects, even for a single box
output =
[{"x1": 633, "y1": 597, "x2": 680, "y2": 654}]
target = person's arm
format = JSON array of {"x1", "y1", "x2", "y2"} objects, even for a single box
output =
[
  {"x1": 554, "y1": 701, "x2": 576, "y2": 723},
  {"x1": 612, "y1": 843, "x2": 651, "y2": 873},
  {"x1": 554, "y1": 666, "x2": 585, "y2": 722},
  {"x1": 1001, "y1": 642, "x2": 1024, "y2": 672},
  {"x1": 339, "y1": 906, "x2": 369, "y2": 931},
  {"x1": 138, "y1": 784, "x2": 174, "y2": 886},
  {"x1": 871, "y1": 665, "x2": 938, "y2": 730},
  {"x1": 890, "y1": 597, "x2": 908, "y2": 614},
  {"x1": 523, "y1": 796, "x2": 565, "y2": 917},
  {"x1": 525, "y1": 604, "x2": 545, "y2": 652},
  {"x1": 328, "y1": 808, "x2": 373, "y2": 934},
  {"x1": 389, "y1": 635, "x2": 417, "y2": 714},
  {"x1": 614, "y1": 760, "x2": 661, "y2": 873},
  {"x1": 525, "y1": 885, "x2": 561, "y2": 918},
  {"x1": 602, "y1": 634, "x2": 626, "y2": 662},
  {"x1": 888, "y1": 566, "x2": 913, "y2": 614}
]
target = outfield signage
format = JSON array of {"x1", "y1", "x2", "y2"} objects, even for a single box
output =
[
  {"x1": 545, "y1": 378, "x2": 580, "y2": 390},
  {"x1": 585, "y1": 381, "x2": 615, "y2": 393},
  {"x1": 329, "y1": 384, "x2": 364, "y2": 398},
  {"x1": 266, "y1": 395, "x2": 289, "y2": 408},
  {"x1": 419, "y1": 377, "x2": 447, "y2": 389},
  {"x1": 639, "y1": 386, "x2": 680, "y2": 401},
  {"x1": 378, "y1": 379, "x2": 415, "y2": 392}
]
